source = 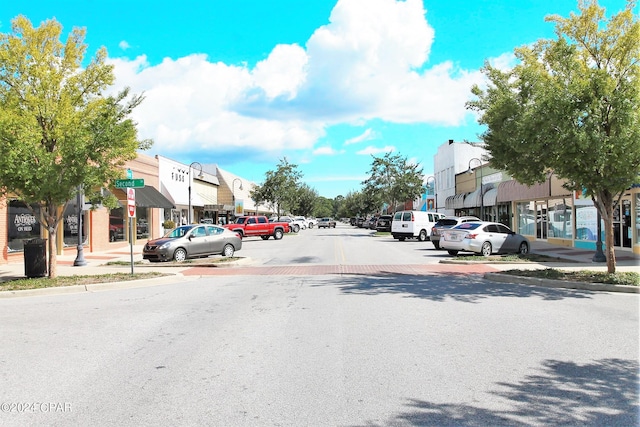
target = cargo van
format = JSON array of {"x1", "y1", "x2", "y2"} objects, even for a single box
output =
[{"x1": 391, "y1": 210, "x2": 445, "y2": 241}]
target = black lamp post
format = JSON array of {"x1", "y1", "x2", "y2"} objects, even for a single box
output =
[
  {"x1": 467, "y1": 158, "x2": 483, "y2": 220},
  {"x1": 188, "y1": 162, "x2": 204, "y2": 224},
  {"x1": 73, "y1": 185, "x2": 87, "y2": 266},
  {"x1": 592, "y1": 208, "x2": 606, "y2": 262}
]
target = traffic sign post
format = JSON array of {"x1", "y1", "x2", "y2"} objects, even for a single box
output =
[{"x1": 127, "y1": 188, "x2": 135, "y2": 275}]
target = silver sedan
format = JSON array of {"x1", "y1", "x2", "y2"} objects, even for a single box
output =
[
  {"x1": 440, "y1": 221, "x2": 529, "y2": 256},
  {"x1": 143, "y1": 224, "x2": 242, "y2": 262}
]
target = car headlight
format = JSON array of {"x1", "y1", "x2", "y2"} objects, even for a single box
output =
[{"x1": 160, "y1": 242, "x2": 172, "y2": 249}]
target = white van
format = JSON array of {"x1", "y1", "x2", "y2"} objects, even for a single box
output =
[{"x1": 391, "y1": 210, "x2": 445, "y2": 241}]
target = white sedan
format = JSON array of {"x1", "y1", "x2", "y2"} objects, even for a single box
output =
[{"x1": 440, "y1": 221, "x2": 529, "y2": 256}]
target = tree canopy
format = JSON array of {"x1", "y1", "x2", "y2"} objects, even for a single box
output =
[
  {"x1": 0, "y1": 16, "x2": 150, "y2": 276},
  {"x1": 250, "y1": 158, "x2": 302, "y2": 218},
  {"x1": 467, "y1": 0, "x2": 639, "y2": 273},
  {"x1": 361, "y1": 152, "x2": 424, "y2": 214}
]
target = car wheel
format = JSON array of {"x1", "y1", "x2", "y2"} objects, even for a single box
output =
[
  {"x1": 418, "y1": 230, "x2": 427, "y2": 241},
  {"x1": 433, "y1": 241, "x2": 440, "y2": 250},
  {"x1": 261, "y1": 235, "x2": 269, "y2": 240},
  {"x1": 518, "y1": 242, "x2": 529, "y2": 255},
  {"x1": 447, "y1": 250, "x2": 458, "y2": 256},
  {"x1": 309, "y1": 223, "x2": 314, "y2": 228},
  {"x1": 293, "y1": 224, "x2": 300, "y2": 233},
  {"x1": 481, "y1": 242, "x2": 492, "y2": 256},
  {"x1": 173, "y1": 248, "x2": 187, "y2": 262},
  {"x1": 399, "y1": 237, "x2": 406, "y2": 241},
  {"x1": 222, "y1": 244, "x2": 235, "y2": 257},
  {"x1": 274, "y1": 229, "x2": 284, "y2": 240}
]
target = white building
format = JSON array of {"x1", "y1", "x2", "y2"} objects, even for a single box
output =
[{"x1": 433, "y1": 139, "x2": 488, "y2": 216}]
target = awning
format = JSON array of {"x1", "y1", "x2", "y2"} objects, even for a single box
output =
[
  {"x1": 483, "y1": 188, "x2": 498, "y2": 207},
  {"x1": 197, "y1": 192, "x2": 217, "y2": 205},
  {"x1": 464, "y1": 188, "x2": 482, "y2": 208},
  {"x1": 451, "y1": 193, "x2": 466, "y2": 210},
  {"x1": 445, "y1": 195, "x2": 456, "y2": 210},
  {"x1": 112, "y1": 186, "x2": 175, "y2": 209}
]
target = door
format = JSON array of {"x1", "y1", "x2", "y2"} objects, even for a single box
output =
[
  {"x1": 187, "y1": 226, "x2": 210, "y2": 256},
  {"x1": 614, "y1": 199, "x2": 632, "y2": 248},
  {"x1": 536, "y1": 201, "x2": 548, "y2": 240},
  {"x1": 206, "y1": 225, "x2": 225, "y2": 254}
]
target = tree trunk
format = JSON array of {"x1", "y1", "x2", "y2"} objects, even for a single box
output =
[
  {"x1": 596, "y1": 191, "x2": 617, "y2": 274},
  {"x1": 48, "y1": 227, "x2": 58, "y2": 278}
]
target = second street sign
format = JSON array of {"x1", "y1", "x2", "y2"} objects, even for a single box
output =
[{"x1": 115, "y1": 179, "x2": 145, "y2": 188}]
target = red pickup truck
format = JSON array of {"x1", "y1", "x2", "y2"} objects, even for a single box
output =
[{"x1": 224, "y1": 215, "x2": 290, "y2": 240}]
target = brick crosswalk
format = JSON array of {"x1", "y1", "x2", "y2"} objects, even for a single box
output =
[{"x1": 180, "y1": 263, "x2": 499, "y2": 276}]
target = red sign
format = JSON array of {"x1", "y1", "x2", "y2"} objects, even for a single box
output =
[{"x1": 127, "y1": 188, "x2": 136, "y2": 218}]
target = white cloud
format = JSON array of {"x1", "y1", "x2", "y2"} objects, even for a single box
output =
[
  {"x1": 313, "y1": 146, "x2": 344, "y2": 155},
  {"x1": 345, "y1": 128, "x2": 378, "y2": 145},
  {"x1": 356, "y1": 145, "x2": 396, "y2": 155},
  {"x1": 118, "y1": 40, "x2": 130, "y2": 50},
  {"x1": 109, "y1": 0, "x2": 486, "y2": 158}
]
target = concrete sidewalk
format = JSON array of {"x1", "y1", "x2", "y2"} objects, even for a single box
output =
[{"x1": 0, "y1": 240, "x2": 638, "y2": 283}]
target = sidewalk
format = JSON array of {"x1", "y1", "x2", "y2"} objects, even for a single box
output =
[{"x1": 0, "y1": 241, "x2": 638, "y2": 282}]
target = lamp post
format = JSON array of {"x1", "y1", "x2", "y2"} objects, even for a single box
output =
[
  {"x1": 73, "y1": 185, "x2": 87, "y2": 266},
  {"x1": 188, "y1": 162, "x2": 203, "y2": 224},
  {"x1": 232, "y1": 178, "x2": 243, "y2": 217},
  {"x1": 467, "y1": 158, "x2": 483, "y2": 220},
  {"x1": 425, "y1": 176, "x2": 436, "y2": 211},
  {"x1": 592, "y1": 208, "x2": 606, "y2": 262}
]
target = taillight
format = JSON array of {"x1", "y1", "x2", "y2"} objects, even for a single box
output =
[
  {"x1": 466, "y1": 233, "x2": 477, "y2": 239},
  {"x1": 411, "y1": 213, "x2": 415, "y2": 222}
]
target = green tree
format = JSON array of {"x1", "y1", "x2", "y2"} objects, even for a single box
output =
[
  {"x1": 292, "y1": 184, "x2": 318, "y2": 217},
  {"x1": 0, "y1": 16, "x2": 150, "y2": 277},
  {"x1": 250, "y1": 158, "x2": 302, "y2": 218},
  {"x1": 362, "y1": 152, "x2": 424, "y2": 213},
  {"x1": 467, "y1": 0, "x2": 639, "y2": 273},
  {"x1": 313, "y1": 197, "x2": 334, "y2": 218}
]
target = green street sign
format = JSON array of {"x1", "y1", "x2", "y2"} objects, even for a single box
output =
[{"x1": 115, "y1": 179, "x2": 145, "y2": 188}]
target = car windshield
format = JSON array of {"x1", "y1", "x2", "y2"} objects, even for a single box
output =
[{"x1": 165, "y1": 225, "x2": 193, "y2": 238}]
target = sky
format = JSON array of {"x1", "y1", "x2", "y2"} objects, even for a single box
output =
[{"x1": 1, "y1": 0, "x2": 637, "y2": 199}]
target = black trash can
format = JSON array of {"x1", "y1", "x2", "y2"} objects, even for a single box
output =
[{"x1": 24, "y1": 238, "x2": 47, "y2": 278}]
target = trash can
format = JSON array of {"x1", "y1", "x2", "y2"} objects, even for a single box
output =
[{"x1": 24, "y1": 238, "x2": 47, "y2": 278}]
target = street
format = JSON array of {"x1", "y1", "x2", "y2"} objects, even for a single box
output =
[{"x1": 1, "y1": 224, "x2": 638, "y2": 426}]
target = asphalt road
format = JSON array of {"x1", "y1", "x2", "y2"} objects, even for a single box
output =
[{"x1": 1, "y1": 224, "x2": 638, "y2": 426}]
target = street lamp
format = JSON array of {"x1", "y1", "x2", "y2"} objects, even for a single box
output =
[
  {"x1": 232, "y1": 178, "x2": 243, "y2": 216},
  {"x1": 188, "y1": 162, "x2": 204, "y2": 224},
  {"x1": 467, "y1": 158, "x2": 483, "y2": 220},
  {"x1": 425, "y1": 176, "x2": 436, "y2": 211},
  {"x1": 73, "y1": 185, "x2": 87, "y2": 266}
]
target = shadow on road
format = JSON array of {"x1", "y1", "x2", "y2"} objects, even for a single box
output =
[
  {"x1": 328, "y1": 271, "x2": 596, "y2": 303},
  {"x1": 367, "y1": 358, "x2": 639, "y2": 426}
]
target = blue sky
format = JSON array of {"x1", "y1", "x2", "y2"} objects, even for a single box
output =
[{"x1": 2, "y1": 0, "x2": 636, "y2": 198}]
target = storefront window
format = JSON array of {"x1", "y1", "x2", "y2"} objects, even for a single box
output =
[
  {"x1": 109, "y1": 208, "x2": 126, "y2": 242},
  {"x1": 7, "y1": 200, "x2": 41, "y2": 252},
  {"x1": 136, "y1": 207, "x2": 149, "y2": 239},
  {"x1": 516, "y1": 202, "x2": 535, "y2": 235},
  {"x1": 548, "y1": 198, "x2": 573, "y2": 239},
  {"x1": 63, "y1": 203, "x2": 87, "y2": 247},
  {"x1": 635, "y1": 194, "x2": 640, "y2": 245},
  {"x1": 575, "y1": 204, "x2": 597, "y2": 241}
]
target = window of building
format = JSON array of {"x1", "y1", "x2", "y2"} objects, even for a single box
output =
[
  {"x1": 548, "y1": 198, "x2": 573, "y2": 239},
  {"x1": 516, "y1": 202, "x2": 535, "y2": 235},
  {"x1": 575, "y1": 204, "x2": 597, "y2": 241},
  {"x1": 635, "y1": 194, "x2": 640, "y2": 245},
  {"x1": 136, "y1": 207, "x2": 149, "y2": 239},
  {"x1": 63, "y1": 203, "x2": 87, "y2": 247},
  {"x1": 109, "y1": 208, "x2": 126, "y2": 242},
  {"x1": 7, "y1": 200, "x2": 41, "y2": 252}
]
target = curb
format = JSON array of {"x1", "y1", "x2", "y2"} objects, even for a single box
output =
[
  {"x1": 485, "y1": 272, "x2": 639, "y2": 294},
  {"x1": 0, "y1": 273, "x2": 193, "y2": 299}
]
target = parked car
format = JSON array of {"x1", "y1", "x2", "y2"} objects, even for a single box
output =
[
  {"x1": 375, "y1": 214, "x2": 393, "y2": 232},
  {"x1": 365, "y1": 216, "x2": 378, "y2": 229},
  {"x1": 391, "y1": 210, "x2": 445, "y2": 241},
  {"x1": 318, "y1": 217, "x2": 337, "y2": 228},
  {"x1": 143, "y1": 224, "x2": 242, "y2": 262},
  {"x1": 355, "y1": 217, "x2": 366, "y2": 228},
  {"x1": 440, "y1": 221, "x2": 529, "y2": 256},
  {"x1": 430, "y1": 216, "x2": 480, "y2": 249},
  {"x1": 272, "y1": 216, "x2": 305, "y2": 233}
]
